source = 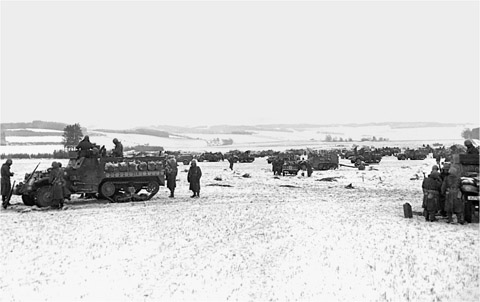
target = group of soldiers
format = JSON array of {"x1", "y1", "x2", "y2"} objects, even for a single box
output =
[
  {"x1": 76, "y1": 136, "x2": 124, "y2": 158},
  {"x1": 165, "y1": 155, "x2": 202, "y2": 199},
  {"x1": 422, "y1": 139, "x2": 479, "y2": 224}
]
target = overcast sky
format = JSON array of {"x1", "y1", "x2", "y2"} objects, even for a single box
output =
[{"x1": 1, "y1": 1, "x2": 479, "y2": 129}]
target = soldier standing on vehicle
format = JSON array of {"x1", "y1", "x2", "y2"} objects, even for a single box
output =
[
  {"x1": 112, "y1": 138, "x2": 124, "y2": 157},
  {"x1": 441, "y1": 166, "x2": 464, "y2": 224},
  {"x1": 166, "y1": 155, "x2": 178, "y2": 198},
  {"x1": 1, "y1": 159, "x2": 14, "y2": 209},
  {"x1": 464, "y1": 139, "x2": 479, "y2": 155},
  {"x1": 76, "y1": 135, "x2": 94, "y2": 158},
  {"x1": 187, "y1": 159, "x2": 202, "y2": 198},
  {"x1": 49, "y1": 161, "x2": 65, "y2": 209},
  {"x1": 422, "y1": 168, "x2": 442, "y2": 222}
]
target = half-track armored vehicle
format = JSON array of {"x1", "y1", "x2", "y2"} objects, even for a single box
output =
[{"x1": 14, "y1": 150, "x2": 165, "y2": 207}]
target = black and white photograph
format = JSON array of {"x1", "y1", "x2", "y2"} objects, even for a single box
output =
[{"x1": 1, "y1": 0, "x2": 479, "y2": 301}]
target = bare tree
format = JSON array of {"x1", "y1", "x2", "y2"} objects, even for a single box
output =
[{"x1": 62, "y1": 123, "x2": 83, "y2": 150}]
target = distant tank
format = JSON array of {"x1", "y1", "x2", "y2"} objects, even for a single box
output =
[{"x1": 14, "y1": 150, "x2": 165, "y2": 207}]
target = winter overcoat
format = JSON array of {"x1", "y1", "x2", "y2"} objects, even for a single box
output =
[
  {"x1": 49, "y1": 167, "x2": 65, "y2": 201},
  {"x1": 166, "y1": 158, "x2": 178, "y2": 190},
  {"x1": 422, "y1": 174, "x2": 441, "y2": 212},
  {"x1": 187, "y1": 166, "x2": 202, "y2": 192},
  {"x1": 441, "y1": 174, "x2": 463, "y2": 213},
  {"x1": 1, "y1": 163, "x2": 13, "y2": 196}
]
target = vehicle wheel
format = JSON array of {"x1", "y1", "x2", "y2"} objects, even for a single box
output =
[
  {"x1": 464, "y1": 199, "x2": 473, "y2": 223},
  {"x1": 22, "y1": 194, "x2": 35, "y2": 206},
  {"x1": 134, "y1": 184, "x2": 143, "y2": 194},
  {"x1": 183, "y1": 160, "x2": 189, "y2": 165},
  {"x1": 100, "y1": 182, "x2": 116, "y2": 198},
  {"x1": 146, "y1": 181, "x2": 160, "y2": 196},
  {"x1": 35, "y1": 186, "x2": 55, "y2": 207}
]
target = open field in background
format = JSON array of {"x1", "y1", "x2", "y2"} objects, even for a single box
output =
[
  {"x1": 1, "y1": 156, "x2": 479, "y2": 301},
  {"x1": 0, "y1": 124, "x2": 472, "y2": 154}
]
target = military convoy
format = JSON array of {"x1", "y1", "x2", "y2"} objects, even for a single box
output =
[
  {"x1": 14, "y1": 151, "x2": 165, "y2": 207},
  {"x1": 8, "y1": 141, "x2": 479, "y2": 224}
]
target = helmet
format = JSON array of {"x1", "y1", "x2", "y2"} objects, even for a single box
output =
[
  {"x1": 6, "y1": 159, "x2": 12, "y2": 165},
  {"x1": 465, "y1": 139, "x2": 473, "y2": 147},
  {"x1": 448, "y1": 166, "x2": 458, "y2": 175},
  {"x1": 113, "y1": 138, "x2": 118, "y2": 143}
]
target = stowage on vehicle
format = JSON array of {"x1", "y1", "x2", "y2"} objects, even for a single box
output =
[{"x1": 14, "y1": 150, "x2": 165, "y2": 207}]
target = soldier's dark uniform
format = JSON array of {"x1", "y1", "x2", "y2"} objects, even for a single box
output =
[
  {"x1": 187, "y1": 160, "x2": 202, "y2": 197},
  {"x1": 437, "y1": 165, "x2": 450, "y2": 217},
  {"x1": 76, "y1": 136, "x2": 94, "y2": 158},
  {"x1": 166, "y1": 156, "x2": 178, "y2": 198},
  {"x1": 441, "y1": 167, "x2": 464, "y2": 224},
  {"x1": 422, "y1": 172, "x2": 442, "y2": 221},
  {"x1": 49, "y1": 162, "x2": 65, "y2": 208},
  {"x1": 1, "y1": 159, "x2": 14, "y2": 209},
  {"x1": 465, "y1": 140, "x2": 479, "y2": 155},
  {"x1": 112, "y1": 138, "x2": 123, "y2": 157}
]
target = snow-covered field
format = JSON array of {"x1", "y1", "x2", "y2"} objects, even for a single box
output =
[{"x1": 1, "y1": 156, "x2": 478, "y2": 301}]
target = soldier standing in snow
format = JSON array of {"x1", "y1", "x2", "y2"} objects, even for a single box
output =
[
  {"x1": 421, "y1": 167, "x2": 442, "y2": 222},
  {"x1": 441, "y1": 166, "x2": 464, "y2": 224},
  {"x1": 49, "y1": 162, "x2": 65, "y2": 209},
  {"x1": 166, "y1": 155, "x2": 178, "y2": 198},
  {"x1": 187, "y1": 159, "x2": 202, "y2": 198},
  {"x1": 1, "y1": 159, "x2": 14, "y2": 209}
]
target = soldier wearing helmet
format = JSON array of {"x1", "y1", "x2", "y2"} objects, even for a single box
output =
[
  {"x1": 112, "y1": 138, "x2": 123, "y2": 157},
  {"x1": 441, "y1": 166, "x2": 464, "y2": 224},
  {"x1": 76, "y1": 135, "x2": 94, "y2": 158},
  {"x1": 187, "y1": 159, "x2": 202, "y2": 198},
  {"x1": 166, "y1": 155, "x2": 178, "y2": 198},
  {"x1": 49, "y1": 161, "x2": 65, "y2": 209},
  {"x1": 1, "y1": 159, "x2": 14, "y2": 209},
  {"x1": 464, "y1": 140, "x2": 479, "y2": 155}
]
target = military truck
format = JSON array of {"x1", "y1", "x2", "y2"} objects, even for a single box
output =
[
  {"x1": 350, "y1": 147, "x2": 383, "y2": 164},
  {"x1": 309, "y1": 151, "x2": 339, "y2": 170},
  {"x1": 175, "y1": 153, "x2": 194, "y2": 165},
  {"x1": 14, "y1": 151, "x2": 165, "y2": 207},
  {"x1": 197, "y1": 152, "x2": 224, "y2": 162},
  {"x1": 396, "y1": 148, "x2": 429, "y2": 160},
  {"x1": 450, "y1": 153, "x2": 479, "y2": 223},
  {"x1": 225, "y1": 150, "x2": 255, "y2": 163}
]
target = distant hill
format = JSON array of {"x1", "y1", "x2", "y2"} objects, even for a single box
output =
[
  {"x1": 92, "y1": 128, "x2": 170, "y2": 138},
  {"x1": 151, "y1": 122, "x2": 466, "y2": 134},
  {"x1": 1, "y1": 120, "x2": 68, "y2": 131}
]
